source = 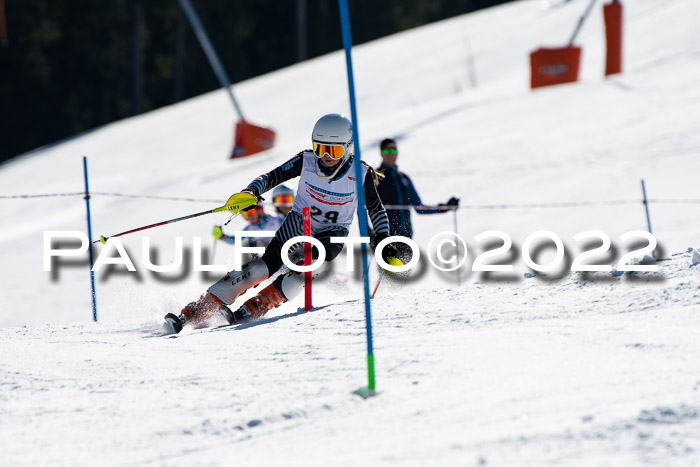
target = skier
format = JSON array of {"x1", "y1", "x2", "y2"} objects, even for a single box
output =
[
  {"x1": 271, "y1": 184, "x2": 294, "y2": 218},
  {"x1": 376, "y1": 138, "x2": 459, "y2": 259},
  {"x1": 212, "y1": 201, "x2": 283, "y2": 254},
  {"x1": 164, "y1": 114, "x2": 398, "y2": 333}
]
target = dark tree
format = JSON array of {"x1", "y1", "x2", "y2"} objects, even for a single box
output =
[{"x1": 0, "y1": 0, "x2": 514, "y2": 163}]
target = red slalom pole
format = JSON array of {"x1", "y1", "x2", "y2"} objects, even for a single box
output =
[
  {"x1": 370, "y1": 274, "x2": 382, "y2": 299},
  {"x1": 303, "y1": 207, "x2": 312, "y2": 310}
]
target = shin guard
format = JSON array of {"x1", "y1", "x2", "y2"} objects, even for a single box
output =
[{"x1": 208, "y1": 258, "x2": 269, "y2": 305}]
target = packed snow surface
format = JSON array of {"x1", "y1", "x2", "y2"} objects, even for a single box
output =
[{"x1": 1, "y1": 0, "x2": 699, "y2": 465}]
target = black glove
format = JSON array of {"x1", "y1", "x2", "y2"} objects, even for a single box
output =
[
  {"x1": 241, "y1": 188, "x2": 264, "y2": 202},
  {"x1": 381, "y1": 242, "x2": 399, "y2": 263},
  {"x1": 371, "y1": 232, "x2": 399, "y2": 262},
  {"x1": 370, "y1": 232, "x2": 388, "y2": 251},
  {"x1": 438, "y1": 196, "x2": 460, "y2": 212},
  {"x1": 240, "y1": 188, "x2": 264, "y2": 211}
]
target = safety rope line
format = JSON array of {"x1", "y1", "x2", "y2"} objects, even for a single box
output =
[
  {"x1": 383, "y1": 200, "x2": 641, "y2": 210},
  {"x1": 0, "y1": 192, "x2": 85, "y2": 199},
  {"x1": 649, "y1": 199, "x2": 700, "y2": 205},
  {"x1": 90, "y1": 192, "x2": 223, "y2": 203},
  {"x1": 385, "y1": 198, "x2": 700, "y2": 210},
  {"x1": 0, "y1": 192, "x2": 221, "y2": 203},
  {"x1": 2, "y1": 192, "x2": 700, "y2": 209}
]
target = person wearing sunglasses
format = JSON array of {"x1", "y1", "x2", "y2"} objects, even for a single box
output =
[
  {"x1": 376, "y1": 138, "x2": 460, "y2": 259},
  {"x1": 271, "y1": 184, "x2": 295, "y2": 217},
  {"x1": 164, "y1": 114, "x2": 399, "y2": 333},
  {"x1": 212, "y1": 202, "x2": 283, "y2": 256}
]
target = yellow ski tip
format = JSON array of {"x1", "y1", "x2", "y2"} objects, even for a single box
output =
[{"x1": 100, "y1": 235, "x2": 108, "y2": 244}]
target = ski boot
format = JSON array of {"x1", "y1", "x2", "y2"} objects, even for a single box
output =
[
  {"x1": 219, "y1": 283, "x2": 286, "y2": 325},
  {"x1": 163, "y1": 291, "x2": 232, "y2": 334}
]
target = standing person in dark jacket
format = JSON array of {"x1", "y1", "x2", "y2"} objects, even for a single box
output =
[{"x1": 376, "y1": 138, "x2": 459, "y2": 258}]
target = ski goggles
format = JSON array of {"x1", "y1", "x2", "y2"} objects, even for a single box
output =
[
  {"x1": 274, "y1": 194, "x2": 294, "y2": 206},
  {"x1": 381, "y1": 147, "x2": 397, "y2": 155},
  {"x1": 241, "y1": 205, "x2": 262, "y2": 219},
  {"x1": 313, "y1": 143, "x2": 345, "y2": 160}
]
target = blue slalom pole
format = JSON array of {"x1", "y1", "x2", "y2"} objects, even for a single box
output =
[
  {"x1": 641, "y1": 179, "x2": 655, "y2": 258},
  {"x1": 640, "y1": 179, "x2": 652, "y2": 235},
  {"x1": 83, "y1": 157, "x2": 98, "y2": 322},
  {"x1": 338, "y1": 0, "x2": 377, "y2": 397}
]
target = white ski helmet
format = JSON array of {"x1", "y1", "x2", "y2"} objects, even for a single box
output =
[
  {"x1": 311, "y1": 113, "x2": 354, "y2": 178},
  {"x1": 272, "y1": 184, "x2": 294, "y2": 201}
]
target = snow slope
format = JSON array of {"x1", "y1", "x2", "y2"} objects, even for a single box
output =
[
  {"x1": 2, "y1": 253, "x2": 699, "y2": 466},
  {"x1": 1, "y1": 0, "x2": 700, "y2": 464}
]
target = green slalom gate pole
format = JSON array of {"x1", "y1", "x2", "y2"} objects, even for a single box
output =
[{"x1": 338, "y1": 0, "x2": 377, "y2": 398}]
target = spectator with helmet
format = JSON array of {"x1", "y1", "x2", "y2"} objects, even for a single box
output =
[
  {"x1": 271, "y1": 184, "x2": 294, "y2": 218},
  {"x1": 212, "y1": 202, "x2": 283, "y2": 254}
]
